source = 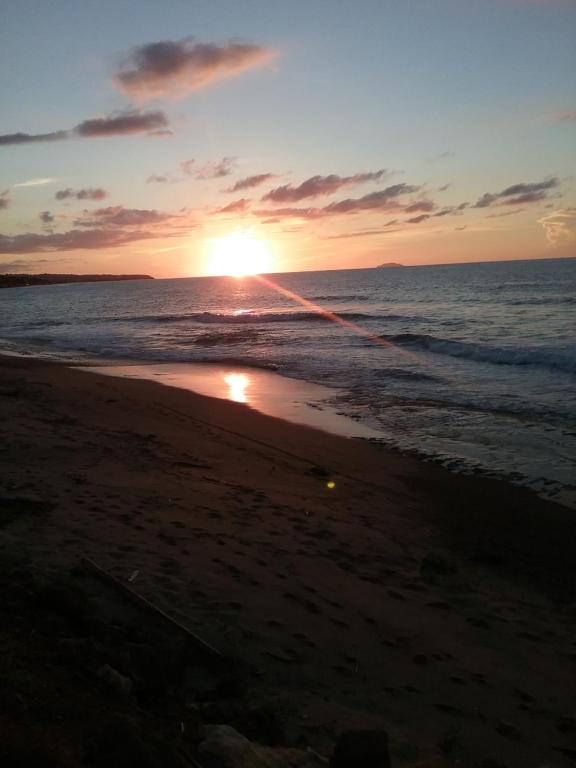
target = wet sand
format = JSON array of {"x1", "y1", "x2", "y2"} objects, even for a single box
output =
[
  {"x1": 82, "y1": 361, "x2": 380, "y2": 439},
  {"x1": 1, "y1": 353, "x2": 576, "y2": 766}
]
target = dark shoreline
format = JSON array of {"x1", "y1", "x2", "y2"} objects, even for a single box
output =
[{"x1": 0, "y1": 273, "x2": 154, "y2": 289}]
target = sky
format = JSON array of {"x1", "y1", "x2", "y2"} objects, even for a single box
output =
[{"x1": 1, "y1": 0, "x2": 575, "y2": 277}]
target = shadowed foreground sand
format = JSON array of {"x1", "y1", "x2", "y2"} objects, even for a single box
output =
[{"x1": 1, "y1": 354, "x2": 575, "y2": 767}]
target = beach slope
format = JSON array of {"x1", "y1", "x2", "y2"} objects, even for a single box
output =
[{"x1": 1, "y1": 355, "x2": 575, "y2": 766}]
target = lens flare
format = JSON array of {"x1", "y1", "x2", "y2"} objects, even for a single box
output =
[{"x1": 254, "y1": 274, "x2": 422, "y2": 363}]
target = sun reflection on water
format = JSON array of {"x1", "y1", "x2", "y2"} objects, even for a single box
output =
[{"x1": 224, "y1": 373, "x2": 250, "y2": 403}]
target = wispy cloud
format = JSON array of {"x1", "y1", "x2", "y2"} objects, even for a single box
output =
[
  {"x1": 552, "y1": 110, "x2": 576, "y2": 122},
  {"x1": 324, "y1": 227, "x2": 404, "y2": 240},
  {"x1": 227, "y1": 173, "x2": 278, "y2": 192},
  {"x1": 405, "y1": 200, "x2": 436, "y2": 213},
  {"x1": 13, "y1": 178, "x2": 56, "y2": 188},
  {"x1": 114, "y1": 37, "x2": 276, "y2": 100},
  {"x1": 538, "y1": 207, "x2": 576, "y2": 245},
  {"x1": 474, "y1": 178, "x2": 559, "y2": 208},
  {"x1": 39, "y1": 211, "x2": 54, "y2": 224},
  {"x1": 0, "y1": 258, "x2": 71, "y2": 272},
  {"x1": 0, "y1": 111, "x2": 169, "y2": 147},
  {"x1": 256, "y1": 183, "x2": 421, "y2": 220},
  {"x1": 0, "y1": 130, "x2": 69, "y2": 147},
  {"x1": 485, "y1": 208, "x2": 524, "y2": 218},
  {"x1": 263, "y1": 171, "x2": 387, "y2": 203},
  {"x1": 146, "y1": 175, "x2": 168, "y2": 184},
  {"x1": 0, "y1": 192, "x2": 10, "y2": 211},
  {"x1": 180, "y1": 159, "x2": 196, "y2": 176},
  {"x1": 55, "y1": 187, "x2": 107, "y2": 201},
  {"x1": 196, "y1": 157, "x2": 236, "y2": 179},
  {"x1": 73, "y1": 206, "x2": 173, "y2": 228},
  {"x1": 216, "y1": 198, "x2": 251, "y2": 214},
  {"x1": 428, "y1": 151, "x2": 455, "y2": 163}
]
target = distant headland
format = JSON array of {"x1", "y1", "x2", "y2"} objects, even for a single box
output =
[
  {"x1": 375, "y1": 262, "x2": 404, "y2": 268},
  {"x1": 0, "y1": 274, "x2": 154, "y2": 289}
]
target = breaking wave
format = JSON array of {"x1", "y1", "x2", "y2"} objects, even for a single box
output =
[
  {"x1": 387, "y1": 333, "x2": 576, "y2": 375},
  {"x1": 97, "y1": 309, "x2": 384, "y2": 325}
]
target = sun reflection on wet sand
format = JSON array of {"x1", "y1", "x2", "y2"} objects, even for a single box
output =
[
  {"x1": 224, "y1": 372, "x2": 250, "y2": 403},
  {"x1": 84, "y1": 363, "x2": 380, "y2": 439}
]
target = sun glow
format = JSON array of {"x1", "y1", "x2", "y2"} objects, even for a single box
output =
[{"x1": 205, "y1": 231, "x2": 274, "y2": 277}]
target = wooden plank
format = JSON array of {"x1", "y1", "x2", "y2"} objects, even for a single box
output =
[{"x1": 81, "y1": 557, "x2": 224, "y2": 664}]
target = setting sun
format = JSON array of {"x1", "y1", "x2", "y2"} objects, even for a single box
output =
[{"x1": 205, "y1": 231, "x2": 274, "y2": 277}]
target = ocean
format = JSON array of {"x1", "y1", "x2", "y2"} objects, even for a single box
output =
[{"x1": 1, "y1": 257, "x2": 575, "y2": 506}]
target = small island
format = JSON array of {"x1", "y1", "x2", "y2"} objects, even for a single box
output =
[
  {"x1": 0, "y1": 273, "x2": 154, "y2": 289},
  {"x1": 375, "y1": 262, "x2": 404, "y2": 268}
]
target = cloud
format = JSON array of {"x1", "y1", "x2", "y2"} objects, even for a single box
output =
[
  {"x1": 180, "y1": 159, "x2": 195, "y2": 176},
  {"x1": 55, "y1": 188, "x2": 107, "y2": 201},
  {"x1": 0, "y1": 228, "x2": 156, "y2": 254},
  {"x1": 39, "y1": 211, "x2": 54, "y2": 224},
  {"x1": 324, "y1": 227, "x2": 404, "y2": 240},
  {"x1": 0, "y1": 192, "x2": 9, "y2": 211},
  {"x1": 227, "y1": 173, "x2": 277, "y2": 192},
  {"x1": 75, "y1": 111, "x2": 168, "y2": 137},
  {"x1": 474, "y1": 178, "x2": 559, "y2": 208},
  {"x1": 428, "y1": 151, "x2": 455, "y2": 163},
  {"x1": 0, "y1": 131, "x2": 69, "y2": 146},
  {"x1": 146, "y1": 175, "x2": 168, "y2": 184},
  {"x1": 0, "y1": 200, "x2": 197, "y2": 256},
  {"x1": 323, "y1": 184, "x2": 420, "y2": 214},
  {"x1": 196, "y1": 157, "x2": 236, "y2": 179},
  {"x1": 405, "y1": 200, "x2": 436, "y2": 213},
  {"x1": 255, "y1": 183, "x2": 421, "y2": 220},
  {"x1": 13, "y1": 178, "x2": 55, "y2": 188},
  {"x1": 0, "y1": 111, "x2": 169, "y2": 147},
  {"x1": 113, "y1": 37, "x2": 276, "y2": 100},
  {"x1": 553, "y1": 110, "x2": 576, "y2": 122},
  {"x1": 538, "y1": 207, "x2": 576, "y2": 245},
  {"x1": 404, "y1": 202, "x2": 469, "y2": 223},
  {"x1": 0, "y1": 258, "x2": 71, "y2": 272},
  {"x1": 216, "y1": 198, "x2": 251, "y2": 214},
  {"x1": 74, "y1": 205, "x2": 172, "y2": 228},
  {"x1": 503, "y1": 191, "x2": 551, "y2": 205},
  {"x1": 433, "y1": 203, "x2": 468, "y2": 216},
  {"x1": 485, "y1": 208, "x2": 524, "y2": 218},
  {"x1": 262, "y1": 171, "x2": 387, "y2": 203}
]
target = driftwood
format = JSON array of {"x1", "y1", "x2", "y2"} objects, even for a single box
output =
[{"x1": 81, "y1": 557, "x2": 224, "y2": 663}]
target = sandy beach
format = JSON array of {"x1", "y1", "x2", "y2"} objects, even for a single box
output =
[{"x1": 1, "y1": 353, "x2": 576, "y2": 767}]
